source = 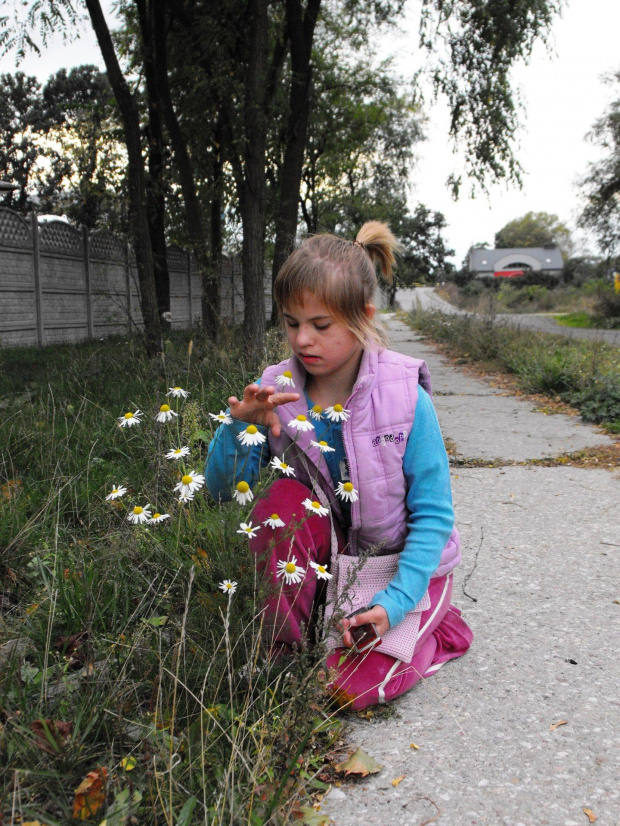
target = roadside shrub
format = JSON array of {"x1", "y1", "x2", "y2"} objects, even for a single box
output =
[{"x1": 594, "y1": 288, "x2": 620, "y2": 327}]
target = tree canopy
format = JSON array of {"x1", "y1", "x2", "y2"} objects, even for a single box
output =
[{"x1": 494, "y1": 211, "x2": 573, "y2": 257}]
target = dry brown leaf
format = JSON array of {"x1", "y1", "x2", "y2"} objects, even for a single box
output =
[
  {"x1": 72, "y1": 767, "x2": 108, "y2": 820},
  {"x1": 30, "y1": 720, "x2": 73, "y2": 755},
  {"x1": 391, "y1": 775, "x2": 405, "y2": 787},
  {"x1": 1, "y1": 480, "x2": 21, "y2": 500},
  {"x1": 583, "y1": 808, "x2": 597, "y2": 823},
  {"x1": 334, "y1": 747, "x2": 383, "y2": 777},
  {"x1": 409, "y1": 743, "x2": 420, "y2": 750},
  {"x1": 549, "y1": 720, "x2": 568, "y2": 731}
]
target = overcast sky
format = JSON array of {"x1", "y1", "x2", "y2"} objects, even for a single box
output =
[{"x1": 2, "y1": 0, "x2": 619, "y2": 264}]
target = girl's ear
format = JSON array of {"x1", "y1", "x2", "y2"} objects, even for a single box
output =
[{"x1": 365, "y1": 303, "x2": 376, "y2": 321}]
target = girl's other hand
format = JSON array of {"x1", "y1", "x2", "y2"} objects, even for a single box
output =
[
  {"x1": 228, "y1": 383, "x2": 300, "y2": 438},
  {"x1": 339, "y1": 605, "x2": 389, "y2": 649}
]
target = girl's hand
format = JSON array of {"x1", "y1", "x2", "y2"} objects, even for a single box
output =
[
  {"x1": 339, "y1": 605, "x2": 389, "y2": 649},
  {"x1": 228, "y1": 383, "x2": 300, "y2": 438}
]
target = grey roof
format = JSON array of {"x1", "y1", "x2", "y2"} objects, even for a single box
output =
[{"x1": 468, "y1": 246, "x2": 564, "y2": 272}]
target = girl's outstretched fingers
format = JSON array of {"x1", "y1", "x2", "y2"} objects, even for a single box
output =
[{"x1": 228, "y1": 383, "x2": 299, "y2": 435}]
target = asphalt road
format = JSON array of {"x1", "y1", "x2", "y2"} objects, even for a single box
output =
[
  {"x1": 395, "y1": 287, "x2": 620, "y2": 347},
  {"x1": 321, "y1": 316, "x2": 619, "y2": 826}
]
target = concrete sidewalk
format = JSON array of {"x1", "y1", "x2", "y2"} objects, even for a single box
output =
[{"x1": 322, "y1": 317, "x2": 620, "y2": 826}]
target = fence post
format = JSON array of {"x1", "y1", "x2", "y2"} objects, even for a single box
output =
[
  {"x1": 82, "y1": 225, "x2": 94, "y2": 339},
  {"x1": 30, "y1": 212, "x2": 44, "y2": 346},
  {"x1": 187, "y1": 249, "x2": 192, "y2": 328},
  {"x1": 125, "y1": 242, "x2": 132, "y2": 333}
]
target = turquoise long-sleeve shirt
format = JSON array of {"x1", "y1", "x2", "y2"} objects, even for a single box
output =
[{"x1": 205, "y1": 386, "x2": 454, "y2": 629}]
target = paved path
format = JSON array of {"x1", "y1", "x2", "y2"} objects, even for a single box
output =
[
  {"x1": 396, "y1": 287, "x2": 620, "y2": 347},
  {"x1": 321, "y1": 316, "x2": 620, "y2": 826}
]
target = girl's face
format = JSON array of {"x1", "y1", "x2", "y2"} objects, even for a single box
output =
[{"x1": 282, "y1": 292, "x2": 374, "y2": 386}]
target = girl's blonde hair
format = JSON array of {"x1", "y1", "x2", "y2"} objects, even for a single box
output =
[{"x1": 274, "y1": 221, "x2": 402, "y2": 349}]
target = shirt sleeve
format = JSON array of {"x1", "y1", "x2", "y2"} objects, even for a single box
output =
[
  {"x1": 369, "y1": 386, "x2": 454, "y2": 629},
  {"x1": 204, "y1": 417, "x2": 271, "y2": 503}
]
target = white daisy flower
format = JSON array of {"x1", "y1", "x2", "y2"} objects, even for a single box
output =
[
  {"x1": 106, "y1": 484, "x2": 127, "y2": 501},
  {"x1": 302, "y1": 498, "x2": 329, "y2": 517},
  {"x1": 336, "y1": 481, "x2": 359, "y2": 502},
  {"x1": 275, "y1": 370, "x2": 295, "y2": 388},
  {"x1": 209, "y1": 410, "x2": 233, "y2": 425},
  {"x1": 174, "y1": 471, "x2": 205, "y2": 499},
  {"x1": 310, "y1": 561, "x2": 333, "y2": 580},
  {"x1": 276, "y1": 556, "x2": 306, "y2": 585},
  {"x1": 310, "y1": 439, "x2": 336, "y2": 453},
  {"x1": 324, "y1": 404, "x2": 350, "y2": 422},
  {"x1": 233, "y1": 480, "x2": 254, "y2": 505},
  {"x1": 178, "y1": 491, "x2": 195, "y2": 503},
  {"x1": 155, "y1": 403, "x2": 178, "y2": 423},
  {"x1": 118, "y1": 410, "x2": 143, "y2": 428},
  {"x1": 166, "y1": 446, "x2": 190, "y2": 460},
  {"x1": 149, "y1": 511, "x2": 171, "y2": 524},
  {"x1": 127, "y1": 504, "x2": 151, "y2": 524},
  {"x1": 219, "y1": 580, "x2": 238, "y2": 595},
  {"x1": 238, "y1": 424, "x2": 267, "y2": 446},
  {"x1": 167, "y1": 386, "x2": 189, "y2": 398},
  {"x1": 288, "y1": 414, "x2": 314, "y2": 432},
  {"x1": 263, "y1": 513, "x2": 285, "y2": 529},
  {"x1": 237, "y1": 521, "x2": 260, "y2": 539},
  {"x1": 270, "y1": 456, "x2": 296, "y2": 477},
  {"x1": 308, "y1": 404, "x2": 323, "y2": 420}
]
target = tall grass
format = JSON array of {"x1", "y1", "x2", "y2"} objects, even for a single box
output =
[
  {"x1": 407, "y1": 309, "x2": 620, "y2": 434},
  {"x1": 0, "y1": 331, "x2": 340, "y2": 824}
]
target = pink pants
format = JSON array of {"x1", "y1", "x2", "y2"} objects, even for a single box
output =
[{"x1": 250, "y1": 479, "x2": 473, "y2": 710}]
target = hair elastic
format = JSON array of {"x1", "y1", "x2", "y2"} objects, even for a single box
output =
[{"x1": 353, "y1": 239, "x2": 365, "y2": 249}]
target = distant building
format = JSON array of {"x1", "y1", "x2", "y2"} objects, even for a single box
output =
[{"x1": 467, "y1": 246, "x2": 564, "y2": 278}]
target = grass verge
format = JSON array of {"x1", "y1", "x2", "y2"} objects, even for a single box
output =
[
  {"x1": 0, "y1": 330, "x2": 345, "y2": 825},
  {"x1": 406, "y1": 308, "x2": 620, "y2": 436}
]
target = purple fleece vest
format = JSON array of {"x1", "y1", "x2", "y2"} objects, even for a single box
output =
[{"x1": 261, "y1": 347, "x2": 460, "y2": 578}]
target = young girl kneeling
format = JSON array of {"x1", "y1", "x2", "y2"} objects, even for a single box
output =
[{"x1": 206, "y1": 221, "x2": 472, "y2": 711}]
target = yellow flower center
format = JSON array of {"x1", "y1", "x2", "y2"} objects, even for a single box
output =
[
  {"x1": 283, "y1": 370, "x2": 293, "y2": 378},
  {"x1": 225, "y1": 582, "x2": 233, "y2": 589},
  {"x1": 285, "y1": 562, "x2": 297, "y2": 574},
  {"x1": 343, "y1": 482, "x2": 354, "y2": 492},
  {"x1": 182, "y1": 475, "x2": 193, "y2": 485},
  {"x1": 237, "y1": 481, "x2": 250, "y2": 493},
  {"x1": 317, "y1": 565, "x2": 326, "y2": 574},
  {"x1": 333, "y1": 404, "x2": 343, "y2": 413},
  {"x1": 270, "y1": 513, "x2": 280, "y2": 521},
  {"x1": 312, "y1": 404, "x2": 322, "y2": 414},
  {"x1": 112, "y1": 488, "x2": 119, "y2": 494},
  {"x1": 160, "y1": 404, "x2": 170, "y2": 412},
  {"x1": 153, "y1": 513, "x2": 161, "y2": 519},
  {"x1": 124, "y1": 412, "x2": 134, "y2": 419},
  {"x1": 174, "y1": 386, "x2": 182, "y2": 391},
  {"x1": 296, "y1": 414, "x2": 307, "y2": 422},
  {"x1": 174, "y1": 449, "x2": 182, "y2": 455},
  {"x1": 133, "y1": 506, "x2": 143, "y2": 515},
  {"x1": 311, "y1": 501, "x2": 321, "y2": 509},
  {"x1": 319, "y1": 440, "x2": 328, "y2": 447},
  {"x1": 246, "y1": 425, "x2": 258, "y2": 434},
  {"x1": 281, "y1": 462, "x2": 288, "y2": 470}
]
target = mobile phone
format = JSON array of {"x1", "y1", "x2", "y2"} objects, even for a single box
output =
[{"x1": 346, "y1": 606, "x2": 382, "y2": 654}]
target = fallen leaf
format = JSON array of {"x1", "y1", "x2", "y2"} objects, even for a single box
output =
[
  {"x1": 120, "y1": 755, "x2": 137, "y2": 771},
  {"x1": 334, "y1": 747, "x2": 383, "y2": 778},
  {"x1": 30, "y1": 719, "x2": 73, "y2": 755},
  {"x1": 292, "y1": 805, "x2": 332, "y2": 825},
  {"x1": 1, "y1": 479, "x2": 22, "y2": 500},
  {"x1": 409, "y1": 743, "x2": 420, "y2": 750},
  {"x1": 72, "y1": 766, "x2": 108, "y2": 820},
  {"x1": 549, "y1": 720, "x2": 568, "y2": 731},
  {"x1": 143, "y1": 615, "x2": 168, "y2": 627},
  {"x1": 55, "y1": 631, "x2": 89, "y2": 669},
  {"x1": 391, "y1": 774, "x2": 405, "y2": 787},
  {"x1": 583, "y1": 808, "x2": 597, "y2": 823}
]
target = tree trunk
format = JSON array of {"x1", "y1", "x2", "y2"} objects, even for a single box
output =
[
  {"x1": 270, "y1": 0, "x2": 321, "y2": 322},
  {"x1": 84, "y1": 0, "x2": 162, "y2": 357},
  {"x1": 136, "y1": 0, "x2": 171, "y2": 330},
  {"x1": 150, "y1": 0, "x2": 219, "y2": 340},
  {"x1": 240, "y1": 0, "x2": 270, "y2": 357}
]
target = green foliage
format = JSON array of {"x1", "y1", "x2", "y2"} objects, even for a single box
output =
[
  {"x1": 407, "y1": 308, "x2": 620, "y2": 431},
  {"x1": 579, "y1": 69, "x2": 620, "y2": 253},
  {"x1": 0, "y1": 332, "x2": 340, "y2": 824},
  {"x1": 494, "y1": 211, "x2": 573, "y2": 257}
]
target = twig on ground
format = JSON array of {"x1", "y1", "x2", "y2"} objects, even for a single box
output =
[{"x1": 462, "y1": 527, "x2": 484, "y2": 603}]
